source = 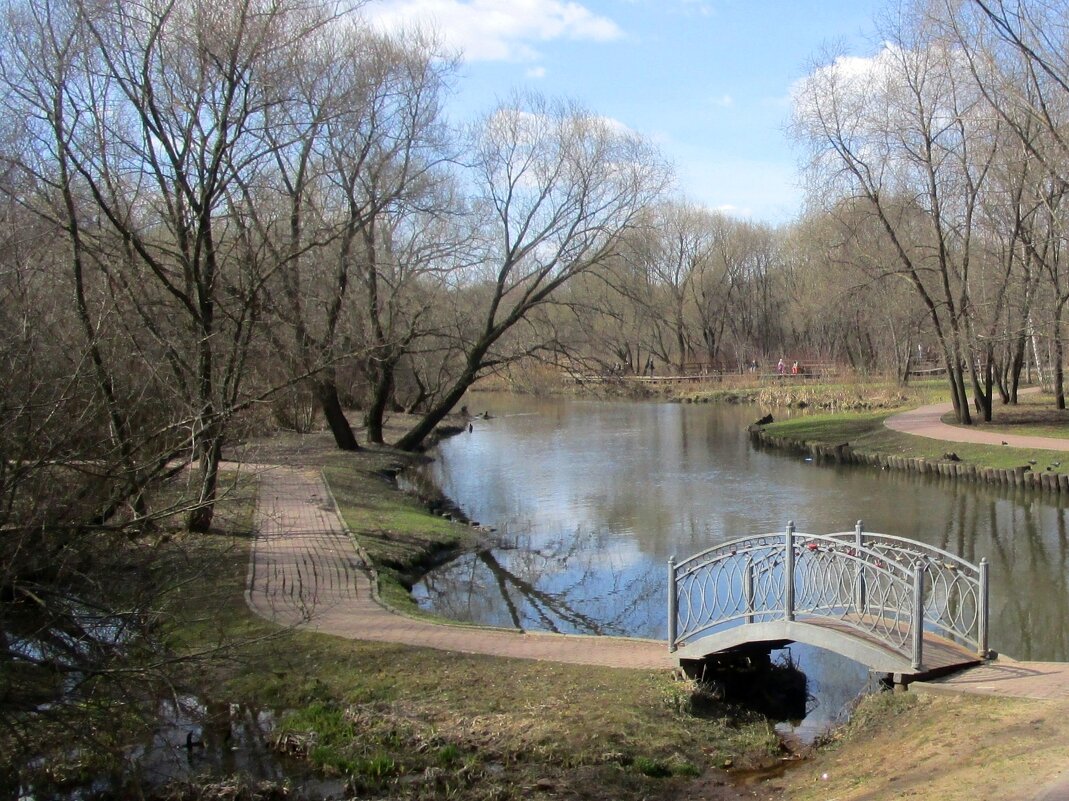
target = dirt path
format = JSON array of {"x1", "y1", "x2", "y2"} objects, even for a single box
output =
[
  {"x1": 884, "y1": 388, "x2": 1069, "y2": 451},
  {"x1": 245, "y1": 464, "x2": 676, "y2": 670}
]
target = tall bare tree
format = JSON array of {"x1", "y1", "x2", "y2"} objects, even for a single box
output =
[
  {"x1": 792, "y1": 15, "x2": 1002, "y2": 423},
  {"x1": 396, "y1": 94, "x2": 669, "y2": 450}
]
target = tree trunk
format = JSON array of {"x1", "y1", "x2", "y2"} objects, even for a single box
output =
[
  {"x1": 316, "y1": 378, "x2": 360, "y2": 451},
  {"x1": 1055, "y1": 346, "x2": 1065, "y2": 410},
  {"x1": 901, "y1": 351, "x2": 912, "y2": 385},
  {"x1": 396, "y1": 363, "x2": 479, "y2": 452},
  {"x1": 945, "y1": 349, "x2": 972, "y2": 425},
  {"x1": 1030, "y1": 316, "x2": 1046, "y2": 388},
  {"x1": 981, "y1": 352, "x2": 994, "y2": 422},
  {"x1": 364, "y1": 365, "x2": 395, "y2": 445},
  {"x1": 1009, "y1": 333, "x2": 1026, "y2": 403},
  {"x1": 1055, "y1": 305, "x2": 1066, "y2": 410},
  {"x1": 187, "y1": 430, "x2": 223, "y2": 532},
  {"x1": 675, "y1": 314, "x2": 687, "y2": 374},
  {"x1": 994, "y1": 358, "x2": 1009, "y2": 405}
]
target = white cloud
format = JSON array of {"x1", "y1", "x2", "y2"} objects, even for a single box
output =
[
  {"x1": 363, "y1": 0, "x2": 624, "y2": 62},
  {"x1": 789, "y1": 43, "x2": 900, "y2": 110},
  {"x1": 595, "y1": 115, "x2": 638, "y2": 136},
  {"x1": 710, "y1": 94, "x2": 734, "y2": 108},
  {"x1": 526, "y1": 65, "x2": 548, "y2": 78},
  {"x1": 679, "y1": 0, "x2": 713, "y2": 16},
  {"x1": 714, "y1": 203, "x2": 747, "y2": 217}
]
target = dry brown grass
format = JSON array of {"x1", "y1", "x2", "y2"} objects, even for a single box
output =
[{"x1": 782, "y1": 691, "x2": 1069, "y2": 801}]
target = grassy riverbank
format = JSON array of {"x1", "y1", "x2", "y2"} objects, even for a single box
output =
[
  {"x1": 39, "y1": 420, "x2": 1062, "y2": 800},
  {"x1": 760, "y1": 400, "x2": 1069, "y2": 475},
  {"x1": 11, "y1": 389, "x2": 1069, "y2": 800},
  {"x1": 673, "y1": 375, "x2": 950, "y2": 412},
  {"x1": 160, "y1": 435, "x2": 788, "y2": 801},
  {"x1": 783, "y1": 690, "x2": 1069, "y2": 800}
]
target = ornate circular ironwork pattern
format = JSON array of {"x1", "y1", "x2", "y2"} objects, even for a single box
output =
[{"x1": 670, "y1": 523, "x2": 987, "y2": 667}]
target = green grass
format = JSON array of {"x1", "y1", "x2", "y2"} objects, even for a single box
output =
[
  {"x1": 763, "y1": 408, "x2": 1069, "y2": 474},
  {"x1": 321, "y1": 461, "x2": 476, "y2": 614},
  {"x1": 152, "y1": 445, "x2": 787, "y2": 800},
  {"x1": 167, "y1": 538, "x2": 783, "y2": 798}
]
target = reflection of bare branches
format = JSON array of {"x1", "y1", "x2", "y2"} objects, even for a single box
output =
[
  {"x1": 476, "y1": 548, "x2": 607, "y2": 634},
  {"x1": 482, "y1": 550, "x2": 525, "y2": 629},
  {"x1": 416, "y1": 401, "x2": 1069, "y2": 659},
  {"x1": 416, "y1": 522, "x2": 665, "y2": 636}
]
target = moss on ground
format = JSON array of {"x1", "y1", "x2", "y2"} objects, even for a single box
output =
[{"x1": 321, "y1": 459, "x2": 476, "y2": 614}]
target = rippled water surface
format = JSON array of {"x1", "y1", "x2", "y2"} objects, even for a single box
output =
[{"x1": 410, "y1": 394, "x2": 1069, "y2": 732}]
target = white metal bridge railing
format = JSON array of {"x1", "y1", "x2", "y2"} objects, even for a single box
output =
[{"x1": 668, "y1": 521, "x2": 989, "y2": 670}]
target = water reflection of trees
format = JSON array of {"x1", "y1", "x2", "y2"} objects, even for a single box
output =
[
  {"x1": 416, "y1": 401, "x2": 1069, "y2": 660},
  {"x1": 418, "y1": 468, "x2": 1069, "y2": 658},
  {"x1": 416, "y1": 527, "x2": 664, "y2": 636},
  {"x1": 838, "y1": 468, "x2": 1069, "y2": 661}
]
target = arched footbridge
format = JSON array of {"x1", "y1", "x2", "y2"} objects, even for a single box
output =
[{"x1": 668, "y1": 523, "x2": 991, "y2": 680}]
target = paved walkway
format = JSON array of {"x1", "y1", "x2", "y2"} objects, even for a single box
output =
[
  {"x1": 245, "y1": 465, "x2": 675, "y2": 670},
  {"x1": 917, "y1": 655, "x2": 1069, "y2": 700},
  {"x1": 917, "y1": 658, "x2": 1069, "y2": 800},
  {"x1": 884, "y1": 390, "x2": 1069, "y2": 452},
  {"x1": 243, "y1": 461, "x2": 1069, "y2": 799},
  {"x1": 883, "y1": 396, "x2": 1069, "y2": 798},
  {"x1": 244, "y1": 462, "x2": 1069, "y2": 687},
  {"x1": 883, "y1": 397, "x2": 1069, "y2": 700}
]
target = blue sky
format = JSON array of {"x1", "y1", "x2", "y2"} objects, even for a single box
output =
[{"x1": 364, "y1": 0, "x2": 887, "y2": 225}]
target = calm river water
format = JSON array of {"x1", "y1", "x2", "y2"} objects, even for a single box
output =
[{"x1": 410, "y1": 395, "x2": 1069, "y2": 733}]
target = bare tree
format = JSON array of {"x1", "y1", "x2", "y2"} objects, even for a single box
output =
[
  {"x1": 21, "y1": 0, "x2": 339, "y2": 528},
  {"x1": 396, "y1": 94, "x2": 669, "y2": 450},
  {"x1": 792, "y1": 15, "x2": 1003, "y2": 423},
  {"x1": 248, "y1": 26, "x2": 458, "y2": 448},
  {"x1": 944, "y1": 0, "x2": 1069, "y2": 405}
]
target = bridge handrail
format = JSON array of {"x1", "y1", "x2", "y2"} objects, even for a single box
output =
[
  {"x1": 675, "y1": 532, "x2": 913, "y2": 582},
  {"x1": 676, "y1": 542, "x2": 918, "y2": 649},
  {"x1": 669, "y1": 522, "x2": 989, "y2": 669},
  {"x1": 827, "y1": 526, "x2": 987, "y2": 652},
  {"x1": 674, "y1": 531, "x2": 917, "y2": 648},
  {"x1": 675, "y1": 532, "x2": 803, "y2": 574},
  {"x1": 825, "y1": 529, "x2": 978, "y2": 576},
  {"x1": 677, "y1": 527, "x2": 978, "y2": 579}
]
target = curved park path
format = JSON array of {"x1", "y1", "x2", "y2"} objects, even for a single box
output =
[
  {"x1": 884, "y1": 387, "x2": 1069, "y2": 451},
  {"x1": 243, "y1": 459, "x2": 1069, "y2": 798},
  {"x1": 242, "y1": 460, "x2": 1069, "y2": 690},
  {"x1": 882, "y1": 396, "x2": 1069, "y2": 706},
  {"x1": 245, "y1": 464, "x2": 675, "y2": 670}
]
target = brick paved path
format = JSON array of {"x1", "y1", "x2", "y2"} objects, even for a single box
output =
[
  {"x1": 244, "y1": 461, "x2": 1069, "y2": 799},
  {"x1": 246, "y1": 466, "x2": 675, "y2": 670},
  {"x1": 245, "y1": 464, "x2": 1069, "y2": 689},
  {"x1": 917, "y1": 658, "x2": 1069, "y2": 800},
  {"x1": 917, "y1": 656, "x2": 1069, "y2": 700}
]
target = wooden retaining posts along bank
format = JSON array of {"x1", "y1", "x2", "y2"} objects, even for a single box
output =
[{"x1": 748, "y1": 426, "x2": 1069, "y2": 494}]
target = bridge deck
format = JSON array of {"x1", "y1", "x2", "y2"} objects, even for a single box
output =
[{"x1": 675, "y1": 615, "x2": 982, "y2": 681}]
